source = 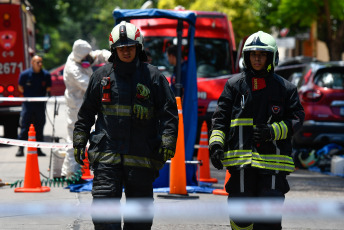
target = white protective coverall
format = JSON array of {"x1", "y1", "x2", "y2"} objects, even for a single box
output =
[{"x1": 61, "y1": 39, "x2": 111, "y2": 177}]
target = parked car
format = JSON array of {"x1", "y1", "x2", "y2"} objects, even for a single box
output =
[
  {"x1": 275, "y1": 55, "x2": 321, "y2": 80},
  {"x1": 49, "y1": 64, "x2": 65, "y2": 96},
  {"x1": 49, "y1": 63, "x2": 105, "y2": 96},
  {"x1": 293, "y1": 61, "x2": 344, "y2": 148}
]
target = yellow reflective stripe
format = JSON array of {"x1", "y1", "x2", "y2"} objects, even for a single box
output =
[
  {"x1": 279, "y1": 121, "x2": 288, "y2": 139},
  {"x1": 252, "y1": 152, "x2": 295, "y2": 172},
  {"x1": 102, "y1": 104, "x2": 131, "y2": 116},
  {"x1": 230, "y1": 220, "x2": 253, "y2": 230},
  {"x1": 224, "y1": 149, "x2": 252, "y2": 158},
  {"x1": 222, "y1": 157, "x2": 251, "y2": 167},
  {"x1": 209, "y1": 136, "x2": 224, "y2": 145},
  {"x1": 123, "y1": 155, "x2": 164, "y2": 170},
  {"x1": 211, "y1": 130, "x2": 225, "y2": 138},
  {"x1": 223, "y1": 149, "x2": 252, "y2": 167},
  {"x1": 252, "y1": 152, "x2": 294, "y2": 164},
  {"x1": 271, "y1": 122, "x2": 281, "y2": 140},
  {"x1": 230, "y1": 118, "x2": 253, "y2": 127},
  {"x1": 251, "y1": 160, "x2": 295, "y2": 172},
  {"x1": 209, "y1": 130, "x2": 225, "y2": 145},
  {"x1": 89, "y1": 152, "x2": 122, "y2": 165}
]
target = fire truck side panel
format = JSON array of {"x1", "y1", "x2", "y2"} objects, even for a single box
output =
[{"x1": 0, "y1": 2, "x2": 35, "y2": 138}]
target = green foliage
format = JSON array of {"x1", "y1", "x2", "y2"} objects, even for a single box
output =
[
  {"x1": 266, "y1": 0, "x2": 344, "y2": 60},
  {"x1": 31, "y1": 0, "x2": 153, "y2": 69},
  {"x1": 29, "y1": 0, "x2": 344, "y2": 66}
]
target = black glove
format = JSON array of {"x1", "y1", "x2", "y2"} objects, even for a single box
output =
[
  {"x1": 74, "y1": 148, "x2": 85, "y2": 165},
  {"x1": 210, "y1": 145, "x2": 224, "y2": 170},
  {"x1": 159, "y1": 135, "x2": 177, "y2": 162},
  {"x1": 73, "y1": 131, "x2": 88, "y2": 165},
  {"x1": 159, "y1": 146, "x2": 175, "y2": 161},
  {"x1": 253, "y1": 124, "x2": 274, "y2": 143}
]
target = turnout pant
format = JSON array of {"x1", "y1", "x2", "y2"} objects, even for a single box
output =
[
  {"x1": 226, "y1": 168, "x2": 290, "y2": 230},
  {"x1": 91, "y1": 163, "x2": 156, "y2": 230}
]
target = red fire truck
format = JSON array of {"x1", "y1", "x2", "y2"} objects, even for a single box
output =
[
  {"x1": 126, "y1": 10, "x2": 239, "y2": 139},
  {"x1": 0, "y1": 0, "x2": 35, "y2": 138}
]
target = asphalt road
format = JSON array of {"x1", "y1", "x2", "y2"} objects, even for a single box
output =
[{"x1": 0, "y1": 100, "x2": 343, "y2": 230}]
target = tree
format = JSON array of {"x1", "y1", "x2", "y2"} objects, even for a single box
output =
[
  {"x1": 265, "y1": 0, "x2": 344, "y2": 61},
  {"x1": 30, "y1": 0, "x2": 153, "y2": 69}
]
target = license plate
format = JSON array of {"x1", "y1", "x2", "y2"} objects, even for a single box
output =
[{"x1": 340, "y1": 107, "x2": 344, "y2": 116}]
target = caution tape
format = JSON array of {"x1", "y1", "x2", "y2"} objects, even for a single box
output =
[
  {"x1": 0, "y1": 137, "x2": 206, "y2": 153},
  {"x1": 0, "y1": 198, "x2": 343, "y2": 221},
  {"x1": 0, "y1": 96, "x2": 65, "y2": 102},
  {"x1": 0, "y1": 137, "x2": 72, "y2": 149}
]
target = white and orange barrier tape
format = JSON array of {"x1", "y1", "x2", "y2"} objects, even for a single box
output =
[
  {"x1": 0, "y1": 96, "x2": 65, "y2": 102},
  {"x1": 0, "y1": 198, "x2": 343, "y2": 221},
  {"x1": 0, "y1": 137, "x2": 72, "y2": 149}
]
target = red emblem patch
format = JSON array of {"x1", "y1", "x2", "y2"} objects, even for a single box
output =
[
  {"x1": 134, "y1": 29, "x2": 140, "y2": 40},
  {"x1": 272, "y1": 105, "x2": 280, "y2": 114},
  {"x1": 109, "y1": 33, "x2": 114, "y2": 43},
  {"x1": 0, "y1": 30, "x2": 17, "y2": 51}
]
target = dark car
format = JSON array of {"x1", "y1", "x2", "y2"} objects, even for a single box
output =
[
  {"x1": 275, "y1": 56, "x2": 321, "y2": 80},
  {"x1": 293, "y1": 61, "x2": 344, "y2": 148},
  {"x1": 49, "y1": 63, "x2": 105, "y2": 96}
]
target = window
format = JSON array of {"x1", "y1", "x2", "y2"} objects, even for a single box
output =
[
  {"x1": 144, "y1": 37, "x2": 231, "y2": 78},
  {"x1": 314, "y1": 69, "x2": 344, "y2": 89}
]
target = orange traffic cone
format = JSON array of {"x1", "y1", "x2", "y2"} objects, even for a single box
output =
[
  {"x1": 15, "y1": 124, "x2": 50, "y2": 193},
  {"x1": 81, "y1": 149, "x2": 94, "y2": 180},
  {"x1": 158, "y1": 97, "x2": 198, "y2": 199},
  {"x1": 212, "y1": 170, "x2": 230, "y2": 196},
  {"x1": 197, "y1": 121, "x2": 218, "y2": 183}
]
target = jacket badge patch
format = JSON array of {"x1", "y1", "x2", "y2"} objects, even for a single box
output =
[
  {"x1": 136, "y1": 83, "x2": 150, "y2": 100},
  {"x1": 272, "y1": 105, "x2": 280, "y2": 114}
]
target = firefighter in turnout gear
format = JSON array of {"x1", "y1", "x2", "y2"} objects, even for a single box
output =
[
  {"x1": 209, "y1": 31, "x2": 304, "y2": 230},
  {"x1": 73, "y1": 21, "x2": 178, "y2": 229}
]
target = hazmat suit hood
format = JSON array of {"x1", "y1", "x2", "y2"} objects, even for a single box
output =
[{"x1": 72, "y1": 39, "x2": 92, "y2": 63}]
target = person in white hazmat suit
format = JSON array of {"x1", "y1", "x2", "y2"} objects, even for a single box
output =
[{"x1": 61, "y1": 39, "x2": 111, "y2": 177}]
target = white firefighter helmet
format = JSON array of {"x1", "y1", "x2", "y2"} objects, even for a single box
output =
[
  {"x1": 109, "y1": 21, "x2": 144, "y2": 51},
  {"x1": 242, "y1": 31, "x2": 279, "y2": 71}
]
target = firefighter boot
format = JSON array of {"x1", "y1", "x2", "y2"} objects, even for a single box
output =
[{"x1": 15, "y1": 146, "x2": 24, "y2": 157}]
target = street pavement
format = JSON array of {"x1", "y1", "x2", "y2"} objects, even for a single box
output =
[{"x1": 0, "y1": 101, "x2": 344, "y2": 230}]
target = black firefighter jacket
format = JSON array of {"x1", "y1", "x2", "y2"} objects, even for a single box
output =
[
  {"x1": 210, "y1": 71, "x2": 305, "y2": 174},
  {"x1": 74, "y1": 61, "x2": 178, "y2": 171}
]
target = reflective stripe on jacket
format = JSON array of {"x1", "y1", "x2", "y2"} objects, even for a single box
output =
[
  {"x1": 210, "y1": 72, "x2": 304, "y2": 174},
  {"x1": 74, "y1": 61, "x2": 178, "y2": 170}
]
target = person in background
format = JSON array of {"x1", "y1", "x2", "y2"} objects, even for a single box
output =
[
  {"x1": 166, "y1": 44, "x2": 187, "y2": 98},
  {"x1": 16, "y1": 55, "x2": 51, "y2": 157},
  {"x1": 61, "y1": 39, "x2": 111, "y2": 177},
  {"x1": 73, "y1": 21, "x2": 178, "y2": 229},
  {"x1": 209, "y1": 31, "x2": 304, "y2": 230}
]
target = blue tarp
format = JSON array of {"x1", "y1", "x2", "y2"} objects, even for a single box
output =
[
  {"x1": 112, "y1": 9, "x2": 198, "y2": 162},
  {"x1": 113, "y1": 9, "x2": 196, "y2": 26},
  {"x1": 66, "y1": 180, "x2": 215, "y2": 194}
]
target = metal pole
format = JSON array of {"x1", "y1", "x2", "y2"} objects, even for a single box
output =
[{"x1": 175, "y1": 19, "x2": 183, "y2": 97}]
